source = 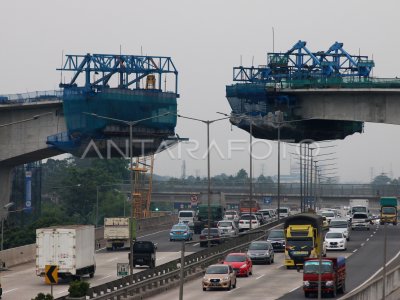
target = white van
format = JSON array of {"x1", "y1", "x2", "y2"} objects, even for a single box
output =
[
  {"x1": 278, "y1": 207, "x2": 290, "y2": 218},
  {"x1": 178, "y1": 210, "x2": 196, "y2": 225}
]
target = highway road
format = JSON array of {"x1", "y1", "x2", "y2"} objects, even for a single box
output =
[
  {"x1": 0, "y1": 229, "x2": 203, "y2": 300},
  {"x1": 149, "y1": 223, "x2": 400, "y2": 300}
]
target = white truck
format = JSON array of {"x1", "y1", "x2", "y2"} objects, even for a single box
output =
[
  {"x1": 104, "y1": 217, "x2": 130, "y2": 250},
  {"x1": 349, "y1": 199, "x2": 369, "y2": 216},
  {"x1": 36, "y1": 225, "x2": 96, "y2": 280}
]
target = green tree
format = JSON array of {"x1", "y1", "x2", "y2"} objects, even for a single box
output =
[{"x1": 235, "y1": 169, "x2": 248, "y2": 181}]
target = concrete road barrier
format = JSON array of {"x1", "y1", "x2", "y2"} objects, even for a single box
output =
[{"x1": 0, "y1": 214, "x2": 177, "y2": 268}]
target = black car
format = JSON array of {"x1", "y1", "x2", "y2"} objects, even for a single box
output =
[
  {"x1": 129, "y1": 241, "x2": 157, "y2": 268},
  {"x1": 266, "y1": 229, "x2": 285, "y2": 252},
  {"x1": 199, "y1": 228, "x2": 222, "y2": 247}
]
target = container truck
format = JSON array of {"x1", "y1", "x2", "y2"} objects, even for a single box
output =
[
  {"x1": 349, "y1": 199, "x2": 369, "y2": 216},
  {"x1": 380, "y1": 197, "x2": 398, "y2": 225},
  {"x1": 104, "y1": 217, "x2": 130, "y2": 250},
  {"x1": 36, "y1": 225, "x2": 96, "y2": 280},
  {"x1": 303, "y1": 257, "x2": 346, "y2": 297},
  {"x1": 284, "y1": 213, "x2": 325, "y2": 268},
  {"x1": 193, "y1": 192, "x2": 226, "y2": 234}
]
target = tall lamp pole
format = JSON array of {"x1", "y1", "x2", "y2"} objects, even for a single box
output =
[
  {"x1": 1, "y1": 202, "x2": 14, "y2": 252},
  {"x1": 84, "y1": 111, "x2": 170, "y2": 275},
  {"x1": 177, "y1": 114, "x2": 230, "y2": 246}
]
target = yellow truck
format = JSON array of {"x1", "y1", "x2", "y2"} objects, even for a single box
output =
[
  {"x1": 284, "y1": 213, "x2": 325, "y2": 269},
  {"x1": 380, "y1": 197, "x2": 398, "y2": 225}
]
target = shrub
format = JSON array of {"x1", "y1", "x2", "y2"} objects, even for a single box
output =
[
  {"x1": 31, "y1": 293, "x2": 54, "y2": 300},
  {"x1": 68, "y1": 280, "x2": 90, "y2": 297}
]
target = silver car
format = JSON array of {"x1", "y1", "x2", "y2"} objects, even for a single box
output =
[
  {"x1": 217, "y1": 220, "x2": 239, "y2": 237},
  {"x1": 247, "y1": 241, "x2": 274, "y2": 264}
]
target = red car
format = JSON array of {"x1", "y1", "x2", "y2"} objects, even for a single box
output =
[{"x1": 223, "y1": 253, "x2": 253, "y2": 277}]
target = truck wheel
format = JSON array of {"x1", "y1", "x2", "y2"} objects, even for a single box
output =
[
  {"x1": 394, "y1": 222, "x2": 397, "y2": 226},
  {"x1": 89, "y1": 272, "x2": 94, "y2": 278},
  {"x1": 304, "y1": 292, "x2": 310, "y2": 298},
  {"x1": 331, "y1": 286, "x2": 337, "y2": 297},
  {"x1": 106, "y1": 247, "x2": 113, "y2": 251}
]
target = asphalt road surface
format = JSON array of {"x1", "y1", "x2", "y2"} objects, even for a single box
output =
[{"x1": 1, "y1": 229, "x2": 203, "y2": 300}]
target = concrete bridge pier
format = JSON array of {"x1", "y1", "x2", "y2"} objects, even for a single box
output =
[{"x1": 0, "y1": 166, "x2": 14, "y2": 217}]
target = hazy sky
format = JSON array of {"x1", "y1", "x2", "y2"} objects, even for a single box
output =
[{"x1": 1, "y1": 0, "x2": 400, "y2": 183}]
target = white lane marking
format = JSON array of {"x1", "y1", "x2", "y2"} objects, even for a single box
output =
[
  {"x1": 276, "y1": 264, "x2": 284, "y2": 269},
  {"x1": 353, "y1": 249, "x2": 358, "y2": 253},
  {"x1": 98, "y1": 274, "x2": 113, "y2": 281},
  {"x1": 192, "y1": 243, "x2": 199, "y2": 247},
  {"x1": 3, "y1": 288, "x2": 18, "y2": 294},
  {"x1": 56, "y1": 290, "x2": 68, "y2": 295},
  {"x1": 289, "y1": 285, "x2": 302, "y2": 293},
  {"x1": 366, "y1": 238, "x2": 370, "y2": 241},
  {"x1": 338, "y1": 244, "x2": 400, "y2": 299},
  {"x1": 370, "y1": 235, "x2": 374, "y2": 237},
  {"x1": 256, "y1": 274, "x2": 265, "y2": 280},
  {"x1": 361, "y1": 243, "x2": 365, "y2": 247}
]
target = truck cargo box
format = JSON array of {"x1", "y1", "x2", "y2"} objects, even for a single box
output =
[{"x1": 36, "y1": 225, "x2": 95, "y2": 278}]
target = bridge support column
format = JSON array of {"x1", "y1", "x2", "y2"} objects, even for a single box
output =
[{"x1": 0, "y1": 165, "x2": 13, "y2": 214}]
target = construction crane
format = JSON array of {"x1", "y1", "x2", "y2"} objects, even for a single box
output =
[{"x1": 132, "y1": 155, "x2": 154, "y2": 219}]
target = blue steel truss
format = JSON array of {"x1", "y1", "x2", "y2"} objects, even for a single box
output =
[
  {"x1": 58, "y1": 54, "x2": 178, "y2": 93},
  {"x1": 233, "y1": 40, "x2": 375, "y2": 83}
]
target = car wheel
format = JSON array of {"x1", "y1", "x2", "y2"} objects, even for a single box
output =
[
  {"x1": 245, "y1": 270, "x2": 249, "y2": 277},
  {"x1": 304, "y1": 291, "x2": 310, "y2": 298},
  {"x1": 249, "y1": 268, "x2": 252, "y2": 275},
  {"x1": 267, "y1": 257, "x2": 271, "y2": 265},
  {"x1": 227, "y1": 281, "x2": 231, "y2": 291},
  {"x1": 233, "y1": 279, "x2": 236, "y2": 288},
  {"x1": 203, "y1": 287, "x2": 206, "y2": 291}
]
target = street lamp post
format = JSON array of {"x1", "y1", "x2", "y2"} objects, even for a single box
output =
[
  {"x1": 177, "y1": 114, "x2": 230, "y2": 246},
  {"x1": 84, "y1": 111, "x2": 170, "y2": 275}
]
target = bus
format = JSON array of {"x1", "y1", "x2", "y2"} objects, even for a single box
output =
[
  {"x1": 284, "y1": 213, "x2": 324, "y2": 268},
  {"x1": 239, "y1": 199, "x2": 261, "y2": 214}
]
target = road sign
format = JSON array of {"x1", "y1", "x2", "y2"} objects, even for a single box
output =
[
  {"x1": 263, "y1": 196, "x2": 272, "y2": 204},
  {"x1": 117, "y1": 263, "x2": 129, "y2": 277},
  {"x1": 45, "y1": 265, "x2": 58, "y2": 284}
]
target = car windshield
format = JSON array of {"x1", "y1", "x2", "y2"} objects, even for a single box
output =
[
  {"x1": 278, "y1": 208, "x2": 288, "y2": 213},
  {"x1": 206, "y1": 266, "x2": 228, "y2": 274},
  {"x1": 268, "y1": 230, "x2": 284, "y2": 238},
  {"x1": 322, "y1": 211, "x2": 335, "y2": 217},
  {"x1": 329, "y1": 221, "x2": 348, "y2": 228},
  {"x1": 225, "y1": 255, "x2": 246, "y2": 262},
  {"x1": 225, "y1": 211, "x2": 236, "y2": 216},
  {"x1": 179, "y1": 212, "x2": 193, "y2": 217},
  {"x1": 172, "y1": 225, "x2": 187, "y2": 230},
  {"x1": 382, "y1": 207, "x2": 396, "y2": 214},
  {"x1": 249, "y1": 242, "x2": 269, "y2": 250},
  {"x1": 240, "y1": 215, "x2": 256, "y2": 220},
  {"x1": 287, "y1": 239, "x2": 313, "y2": 248},
  {"x1": 326, "y1": 232, "x2": 343, "y2": 239},
  {"x1": 352, "y1": 207, "x2": 367, "y2": 213},
  {"x1": 218, "y1": 222, "x2": 232, "y2": 227},
  {"x1": 304, "y1": 261, "x2": 333, "y2": 274},
  {"x1": 353, "y1": 214, "x2": 368, "y2": 219},
  {"x1": 201, "y1": 228, "x2": 219, "y2": 235}
]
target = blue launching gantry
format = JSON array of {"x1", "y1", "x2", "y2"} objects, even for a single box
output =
[
  {"x1": 58, "y1": 53, "x2": 179, "y2": 94},
  {"x1": 233, "y1": 40, "x2": 375, "y2": 83}
]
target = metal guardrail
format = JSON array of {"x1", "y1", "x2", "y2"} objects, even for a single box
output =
[
  {"x1": 0, "y1": 90, "x2": 62, "y2": 104},
  {"x1": 151, "y1": 182, "x2": 400, "y2": 198},
  {"x1": 55, "y1": 219, "x2": 283, "y2": 300}
]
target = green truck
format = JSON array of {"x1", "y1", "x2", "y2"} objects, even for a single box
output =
[
  {"x1": 192, "y1": 192, "x2": 226, "y2": 234},
  {"x1": 380, "y1": 197, "x2": 398, "y2": 225}
]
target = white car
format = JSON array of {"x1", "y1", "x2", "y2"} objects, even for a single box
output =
[
  {"x1": 217, "y1": 220, "x2": 239, "y2": 237},
  {"x1": 324, "y1": 231, "x2": 347, "y2": 251},
  {"x1": 238, "y1": 214, "x2": 260, "y2": 231},
  {"x1": 320, "y1": 210, "x2": 336, "y2": 224},
  {"x1": 329, "y1": 218, "x2": 351, "y2": 241},
  {"x1": 351, "y1": 212, "x2": 370, "y2": 230},
  {"x1": 223, "y1": 210, "x2": 239, "y2": 222}
]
